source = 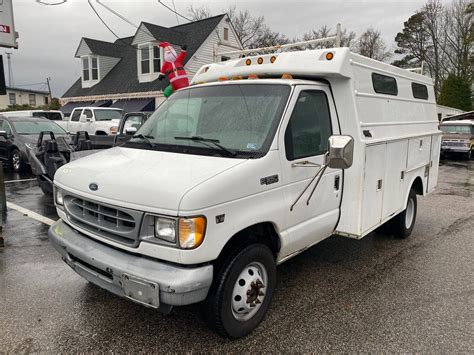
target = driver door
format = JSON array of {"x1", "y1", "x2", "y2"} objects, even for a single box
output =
[{"x1": 279, "y1": 85, "x2": 342, "y2": 256}]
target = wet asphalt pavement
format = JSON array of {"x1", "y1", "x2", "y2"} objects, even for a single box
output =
[{"x1": 1, "y1": 159, "x2": 473, "y2": 353}]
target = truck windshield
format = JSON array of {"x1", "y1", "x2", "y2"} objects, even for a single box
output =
[
  {"x1": 441, "y1": 125, "x2": 472, "y2": 134},
  {"x1": 95, "y1": 109, "x2": 123, "y2": 121},
  {"x1": 125, "y1": 84, "x2": 291, "y2": 158},
  {"x1": 12, "y1": 121, "x2": 67, "y2": 135}
]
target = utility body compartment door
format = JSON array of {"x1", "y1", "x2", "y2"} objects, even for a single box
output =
[{"x1": 279, "y1": 85, "x2": 342, "y2": 257}]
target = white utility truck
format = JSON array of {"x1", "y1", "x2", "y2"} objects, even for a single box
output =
[{"x1": 49, "y1": 36, "x2": 441, "y2": 338}]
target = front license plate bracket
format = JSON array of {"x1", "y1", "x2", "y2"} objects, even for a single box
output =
[{"x1": 122, "y1": 274, "x2": 160, "y2": 308}]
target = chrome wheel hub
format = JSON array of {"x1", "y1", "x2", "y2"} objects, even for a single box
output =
[
  {"x1": 12, "y1": 152, "x2": 20, "y2": 170},
  {"x1": 231, "y1": 262, "x2": 267, "y2": 322}
]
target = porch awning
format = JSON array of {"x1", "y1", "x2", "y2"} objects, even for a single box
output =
[
  {"x1": 90, "y1": 100, "x2": 112, "y2": 107},
  {"x1": 110, "y1": 98, "x2": 155, "y2": 112}
]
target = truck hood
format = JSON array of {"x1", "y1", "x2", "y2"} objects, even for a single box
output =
[{"x1": 54, "y1": 147, "x2": 247, "y2": 214}]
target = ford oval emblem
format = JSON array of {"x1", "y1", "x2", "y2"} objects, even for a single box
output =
[{"x1": 89, "y1": 183, "x2": 98, "y2": 191}]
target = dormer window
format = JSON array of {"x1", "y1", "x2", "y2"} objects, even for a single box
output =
[
  {"x1": 81, "y1": 55, "x2": 100, "y2": 86},
  {"x1": 138, "y1": 43, "x2": 162, "y2": 82},
  {"x1": 223, "y1": 27, "x2": 229, "y2": 41}
]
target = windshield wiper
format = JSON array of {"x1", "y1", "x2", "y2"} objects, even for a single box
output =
[
  {"x1": 131, "y1": 134, "x2": 155, "y2": 148},
  {"x1": 174, "y1": 136, "x2": 236, "y2": 157}
]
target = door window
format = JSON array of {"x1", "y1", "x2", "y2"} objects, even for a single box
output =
[
  {"x1": 284, "y1": 91, "x2": 332, "y2": 160},
  {"x1": 71, "y1": 109, "x2": 82, "y2": 122},
  {"x1": 1, "y1": 120, "x2": 12, "y2": 135},
  {"x1": 83, "y1": 109, "x2": 93, "y2": 119}
]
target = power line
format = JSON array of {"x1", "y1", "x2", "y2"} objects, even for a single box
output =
[
  {"x1": 36, "y1": 0, "x2": 67, "y2": 5},
  {"x1": 157, "y1": 0, "x2": 192, "y2": 22},
  {"x1": 87, "y1": 0, "x2": 137, "y2": 49},
  {"x1": 96, "y1": 0, "x2": 138, "y2": 28},
  {"x1": 171, "y1": 0, "x2": 180, "y2": 25}
]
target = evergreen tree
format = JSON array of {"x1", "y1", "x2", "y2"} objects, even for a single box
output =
[{"x1": 437, "y1": 74, "x2": 472, "y2": 111}]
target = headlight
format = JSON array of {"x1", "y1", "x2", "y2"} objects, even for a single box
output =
[
  {"x1": 109, "y1": 126, "x2": 118, "y2": 134},
  {"x1": 179, "y1": 216, "x2": 206, "y2": 249},
  {"x1": 55, "y1": 186, "x2": 64, "y2": 206},
  {"x1": 154, "y1": 217, "x2": 176, "y2": 242}
]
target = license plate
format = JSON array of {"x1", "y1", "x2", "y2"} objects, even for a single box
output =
[{"x1": 122, "y1": 274, "x2": 160, "y2": 308}]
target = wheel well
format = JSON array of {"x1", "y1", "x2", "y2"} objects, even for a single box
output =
[
  {"x1": 215, "y1": 223, "x2": 281, "y2": 265},
  {"x1": 411, "y1": 176, "x2": 424, "y2": 195},
  {"x1": 95, "y1": 131, "x2": 107, "y2": 135}
]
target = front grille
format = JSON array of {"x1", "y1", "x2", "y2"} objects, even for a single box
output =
[
  {"x1": 443, "y1": 140, "x2": 466, "y2": 147},
  {"x1": 64, "y1": 194, "x2": 143, "y2": 247}
]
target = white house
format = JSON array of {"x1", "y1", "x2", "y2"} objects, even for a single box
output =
[
  {"x1": 61, "y1": 14, "x2": 243, "y2": 116},
  {"x1": 0, "y1": 86, "x2": 49, "y2": 110}
]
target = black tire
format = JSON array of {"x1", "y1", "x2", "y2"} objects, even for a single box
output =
[
  {"x1": 392, "y1": 189, "x2": 417, "y2": 239},
  {"x1": 204, "y1": 244, "x2": 276, "y2": 339},
  {"x1": 37, "y1": 176, "x2": 53, "y2": 195},
  {"x1": 466, "y1": 150, "x2": 472, "y2": 160},
  {"x1": 10, "y1": 149, "x2": 25, "y2": 173}
]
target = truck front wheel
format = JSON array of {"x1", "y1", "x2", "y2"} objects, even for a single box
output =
[
  {"x1": 204, "y1": 244, "x2": 276, "y2": 339},
  {"x1": 392, "y1": 189, "x2": 417, "y2": 239}
]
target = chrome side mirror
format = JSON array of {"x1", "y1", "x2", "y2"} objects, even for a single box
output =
[
  {"x1": 125, "y1": 127, "x2": 137, "y2": 135},
  {"x1": 327, "y1": 135, "x2": 354, "y2": 169}
]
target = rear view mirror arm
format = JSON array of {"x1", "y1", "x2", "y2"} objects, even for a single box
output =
[{"x1": 290, "y1": 155, "x2": 328, "y2": 211}]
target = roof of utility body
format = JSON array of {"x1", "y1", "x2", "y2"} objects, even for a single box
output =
[
  {"x1": 192, "y1": 47, "x2": 433, "y2": 86},
  {"x1": 188, "y1": 78, "x2": 329, "y2": 89},
  {"x1": 441, "y1": 120, "x2": 474, "y2": 126}
]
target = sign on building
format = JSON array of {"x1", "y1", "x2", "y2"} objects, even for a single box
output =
[{"x1": 0, "y1": 0, "x2": 17, "y2": 48}]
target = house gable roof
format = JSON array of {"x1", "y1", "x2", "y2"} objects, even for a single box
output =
[{"x1": 63, "y1": 15, "x2": 227, "y2": 99}]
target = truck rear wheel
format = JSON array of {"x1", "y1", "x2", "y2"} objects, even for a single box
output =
[
  {"x1": 204, "y1": 244, "x2": 276, "y2": 339},
  {"x1": 392, "y1": 189, "x2": 417, "y2": 239}
]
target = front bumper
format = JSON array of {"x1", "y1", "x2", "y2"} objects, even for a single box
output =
[{"x1": 49, "y1": 220, "x2": 213, "y2": 310}]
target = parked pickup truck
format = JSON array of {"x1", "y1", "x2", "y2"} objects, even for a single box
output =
[
  {"x1": 440, "y1": 119, "x2": 473, "y2": 159},
  {"x1": 49, "y1": 43, "x2": 441, "y2": 339},
  {"x1": 56, "y1": 107, "x2": 124, "y2": 135}
]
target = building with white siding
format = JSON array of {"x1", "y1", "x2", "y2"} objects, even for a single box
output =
[
  {"x1": 0, "y1": 87, "x2": 49, "y2": 110},
  {"x1": 61, "y1": 15, "x2": 242, "y2": 116}
]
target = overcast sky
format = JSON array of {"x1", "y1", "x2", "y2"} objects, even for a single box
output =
[{"x1": 2, "y1": 0, "x2": 450, "y2": 97}]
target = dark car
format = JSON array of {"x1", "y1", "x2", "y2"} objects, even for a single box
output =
[{"x1": 0, "y1": 116, "x2": 68, "y2": 172}]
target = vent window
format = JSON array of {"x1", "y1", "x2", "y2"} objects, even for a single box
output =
[{"x1": 411, "y1": 82, "x2": 428, "y2": 100}]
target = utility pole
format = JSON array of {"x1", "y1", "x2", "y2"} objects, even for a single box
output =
[
  {"x1": 5, "y1": 51, "x2": 13, "y2": 87},
  {"x1": 46, "y1": 77, "x2": 52, "y2": 103}
]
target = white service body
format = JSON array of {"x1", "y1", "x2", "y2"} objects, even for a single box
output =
[{"x1": 49, "y1": 47, "x2": 441, "y2": 315}]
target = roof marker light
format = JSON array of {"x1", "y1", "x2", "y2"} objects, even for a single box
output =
[
  {"x1": 326, "y1": 52, "x2": 334, "y2": 60},
  {"x1": 218, "y1": 76, "x2": 229, "y2": 81},
  {"x1": 232, "y1": 76, "x2": 243, "y2": 80},
  {"x1": 270, "y1": 56, "x2": 277, "y2": 63},
  {"x1": 281, "y1": 74, "x2": 293, "y2": 79},
  {"x1": 257, "y1": 57, "x2": 264, "y2": 64},
  {"x1": 247, "y1": 74, "x2": 259, "y2": 80},
  {"x1": 245, "y1": 59, "x2": 252, "y2": 66}
]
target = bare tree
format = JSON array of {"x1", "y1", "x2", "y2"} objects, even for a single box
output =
[
  {"x1": 188, "y1": 5, "x2": 212, "y2": 21},
  {"x1": 251, "y1": 26, "x2": 289, "y2": 48},
  {"x1": 357, "y1": 28, "x2": 391, "y2": 61},
  {"x1": 442, "y1": 0, "x2": 472, "y2": 79},
  {"x1": 302, "y1": 25, "x2": 357, "y2": 50},
  {"x1": 226, "y1": 6, "x2": 266, "y2": 48}
]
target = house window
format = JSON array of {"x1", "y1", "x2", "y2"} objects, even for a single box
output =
[
  {"x1": 223, "y1": 27, "x2": 229, "y2": 41},
  {"x1": 411, "y1": 82, "x2": 428, "y2": 100},
  {"x1": 140, "y1": 46, "x2": 150, "y2": 74},
  {"x1": 91, "y1": 57, "x2": 98, "y2": 80},
  {"x1": 82, "y1": 57, "x2": 90, "y2": 81},
  {"x1": 29, "y1": 94, "x2": 36, "y2": 106},
  {"x1": 9, "y1": 93, "x2": 16, "y2": 105},
  {"x1": 153, "y1": 46, "x2": 161, "y2": 73},
  {"x1": 372, "y1": 73, "x2": 398, "y2": 96}
]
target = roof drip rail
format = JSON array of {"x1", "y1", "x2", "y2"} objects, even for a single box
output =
[{"x1": 215, "y1": 23, "x2": 342, "y2": 61}]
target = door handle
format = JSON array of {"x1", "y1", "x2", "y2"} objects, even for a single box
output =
[
  {"x1": 334, "y1": 175, "x2": 340, "y2": 190},
  {"x1": 291, "y1": 160, "x2": 321, "y2": 168}
]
